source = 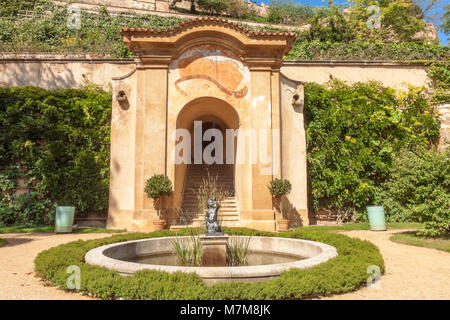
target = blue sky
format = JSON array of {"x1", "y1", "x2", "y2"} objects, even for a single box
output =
[{"x1": 253, "y1": 0, "x2": 448, "y2": 45}]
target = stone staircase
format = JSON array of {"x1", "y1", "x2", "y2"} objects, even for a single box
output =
[{"x1": 171, "y1": 164, "x2": 240, "y2": 229}]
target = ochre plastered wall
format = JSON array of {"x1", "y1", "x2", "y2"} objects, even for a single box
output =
[
  {"x1": 107, "y1": 70, "x2": 137, "y2": 230},
  {"x1": 0, "y1": 59, "x2": 431, "y2": 91},
  {"x1": 281, "y1": 62, "x2": 430, "y2": 90},
  {"x1": 280, "y1": 75, "x2": 309, "y2": 227},
  {"x1": 0, "y1": 59, "x2": 135, "y2": 90}
]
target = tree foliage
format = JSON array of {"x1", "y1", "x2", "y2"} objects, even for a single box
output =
[
  {"x1": 0, "y1": 0, "x2": 51, "y2": 17},
  {"x1": 268, "y1": 178, "x2": 292, "y2": 198},
  {"x1": 144, "y1": 175, "x2": 173, "y2": 201},
  {"x1": 307, "y1": 0, "x2": 427, "y2": 43},
  {"x1": 380, "y1": 147, "x2": 449, "y2": 237},
  {"x1": 268, "y1": 0, "x2": 314, "y2": 25},
  {"x1": 308, "y1": 1, "x2": 352, "y2": 43},
  {"x1": 441, "y1": 4, "x2": 450, "y2": 40}
]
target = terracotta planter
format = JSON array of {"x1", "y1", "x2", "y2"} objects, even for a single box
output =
[
  {"x1": 277, "y1": 219, "x2": 290, "y2": 232},
  {"x1": 153, "y1": 220, "x2": 166, "y2": 231}
]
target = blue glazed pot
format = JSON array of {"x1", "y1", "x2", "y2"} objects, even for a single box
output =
[
  {"x1": 366, "y1": 206, "x2": 386, "y2": 231},
  {"x1": 55, "y1": 206, "x2": 75, "y2": 233}
]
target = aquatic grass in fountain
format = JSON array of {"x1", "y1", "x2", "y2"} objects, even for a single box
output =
[
  {"x1": 226, "y1": 236, "x2": 251, "y2": 266},
  {"x1": 35, "y1": 228, "x2": 384, "y2": 299},
  {"x1": 170, "y1": 234, "x2": 203, "y2": 266},
  {"x1": 170, "y1": 219, "x2": 203, "y2": 266}
]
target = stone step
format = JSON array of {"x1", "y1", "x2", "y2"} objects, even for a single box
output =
[
  {"x1": 179, "y1": 208, "x2": 239, "y2": 215},
  {"x1": 183, "y1": 191, "x2": 235, "y2": 195},
  {"x1": 184, "y1": 185, "x2": 234, "y2": 189},
  {"x1": 186, "y1": 176, "x2": 234, "y2": 180},
  {"x1": 201, "y1": 218, "x2": 240, "y2": 222},
  {"x1": 180, "y1": 210, "x2": 239, "y2": 216},
  {"x1": 170, "y1": 220, "x2": 241, "y2": 230},
  {"x1": 181, "y1": 208, "x2": 238, "y2": 213},
  {"x1": 180, "y1": 164, "x2": 238, "y2": 227},
  {"x1": 195, "y1": 211, "x2": 239, "y2": 216},
  {"x1": 219, "y1": 210, "x2": 239, "y2": 214},
  {"x1": 184, "y1": 186, "x2": 234, "y2": 195},
  {"x1": 194, "y1": 216, "x2": 239, "y2": 221},
  {"x1": 186, "y1": 176, "x2": 233, "y2": 179},
  {"x1": 181, "y1": 206, "x2": 237, "y2": 211},
  {"x1": 187, "y1": 185, "x2": 234, "y2": 188},
  {"x1": 182, "y1": 201, "x2": 236, "y2": 206},
  {"x1": 182, "y1": 197, "x2": 237, "y2": 202}
]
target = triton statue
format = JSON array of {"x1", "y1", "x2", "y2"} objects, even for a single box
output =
[{"x1": 205, "y1": 196, "x2": 222, "y2": 236}]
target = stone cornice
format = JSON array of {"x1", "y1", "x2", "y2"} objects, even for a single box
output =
[
  {"x1": 121, "y1": 17, "x2": 297, "y2": 41},
  {"x1": 120, "y1": 17, "x2": 297, "y2": 67}
]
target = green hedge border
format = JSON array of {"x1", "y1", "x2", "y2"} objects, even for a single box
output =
[{"x1": 34, "y1": 228, "x2": 384, "y2": 300}]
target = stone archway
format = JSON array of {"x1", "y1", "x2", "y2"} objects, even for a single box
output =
[
  {"x1": 107, "y1": 18, "x2": 309, "y2": 232},
  {"x1": 172, "y1": 97, "x2": 240, "y2": 226}
]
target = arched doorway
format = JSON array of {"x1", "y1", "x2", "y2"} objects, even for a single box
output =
[{"x1": 174, "y1": 97, "x2": 239, "y2": 225}]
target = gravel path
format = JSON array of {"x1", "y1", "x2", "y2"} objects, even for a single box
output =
[
  {"x1": 0, "y1": 232, "x2": 111, "y2": 300},
  {"x1": 0, "y1": 229, "x2": 448, "y2": 300},
  {"x1": 323, "y1": 229, "x2": 450, "y2": 300}
]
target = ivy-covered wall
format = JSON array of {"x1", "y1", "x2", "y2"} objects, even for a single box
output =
[
  {"x1": 305, "y1": 80, "x2": 442, "y2": 222},
  {"x1": 0, "y1": 85, "x2": 111, "y2": 226}
]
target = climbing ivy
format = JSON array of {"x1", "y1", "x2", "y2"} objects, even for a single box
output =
[
  {"x1": 304, "y1": 80, "x2": 441, "y2": 221},
  {"x1": 0, "y1": 86, "x2": 112, "y2": 226},
  {"x1": 426, "y1": 62, "x2": 450, "y2": 105}
]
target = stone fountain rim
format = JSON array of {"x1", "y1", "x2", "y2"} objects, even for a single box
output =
[{"x1": 85, "y1": 235, "x2": 338, "y2": 279}]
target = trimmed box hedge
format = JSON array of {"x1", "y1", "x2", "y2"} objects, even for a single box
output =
[{"x1": 34, "y1": 228, "x2": 384, "y2": 300}]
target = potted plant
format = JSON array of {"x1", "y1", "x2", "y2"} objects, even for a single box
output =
[
  {"x1": 144, "y1": 174, "x2": 173, "y2": 231},
  {"x1": 268, "y1": 178, "x2": 292, "y2": 232}
]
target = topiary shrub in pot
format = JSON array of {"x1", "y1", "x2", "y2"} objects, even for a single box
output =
[
  {"x1": 144, "y1": 174, "x2": 173, "y2": 231},
  {"x1": 268, "y1": 178, "x2": 292, "y2": 232}
]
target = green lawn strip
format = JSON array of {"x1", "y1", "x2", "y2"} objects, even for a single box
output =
[
  {"x1": 35, "y1": 227, "x2": 384, "y2": 300},
  {"x1": 300, "y1": 222, "x2": 424, "y2": 231},
  {"x1": 0, "y1": 226, "x2": 54, "y2": 233},
  {"x1": 73, "y1": 228, "x2": 125, "y2": 234},
  {"x1": 0, "y1": 226, "x2": 124, "y2": 234},
  {"x1": 390, "y1": 232, "x2": 450, "y2": 252},
  {"x1": 0, "y1": 238, "x2": 7, "y2": 247}
]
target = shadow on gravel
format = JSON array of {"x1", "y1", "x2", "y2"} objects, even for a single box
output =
[{"x1": 1, "y1": 237, "x2": 33, "y2": 247}]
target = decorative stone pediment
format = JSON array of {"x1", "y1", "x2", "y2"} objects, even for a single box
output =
[{"x1": 121, "y1": 17, "x2": 296, "y2": 69}]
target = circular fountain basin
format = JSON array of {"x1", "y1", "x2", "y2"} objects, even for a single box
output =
[{"x1": 85, "y1": 236, "x2": 338, "y2": 284}]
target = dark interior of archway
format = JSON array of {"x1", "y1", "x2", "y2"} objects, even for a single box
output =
[{"x1": 180, "y1": 119, "x2": 236, "y2": 223}]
